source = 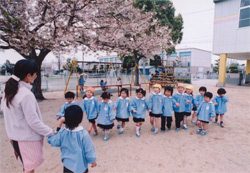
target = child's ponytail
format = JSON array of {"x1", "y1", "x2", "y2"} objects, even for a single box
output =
[{"x1": 4, "y1": 59, "x2": 38, "y2": 108}]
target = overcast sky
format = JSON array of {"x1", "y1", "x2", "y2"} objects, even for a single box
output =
[{"x1": 0, "y1": 0, "x2": 226, "y2": 65}]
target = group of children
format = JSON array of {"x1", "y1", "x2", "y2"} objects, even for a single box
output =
[
  {"x1": 48, "y1": 83, "x2": 229, "y2": 172},
  {"x1": 54, "y1": 84, "x2": 229, "y2": 139}
]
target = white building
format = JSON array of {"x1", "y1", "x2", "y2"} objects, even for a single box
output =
[
  {"x1": 213, "y1": 0, "x2": 250, "y2": 86},
  {"x1": 166, "y1": 48, "x2": 212, "y2": 75}
]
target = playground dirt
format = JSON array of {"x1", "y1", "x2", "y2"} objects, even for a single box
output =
[{"x1": 0, "y1": 82, "x2": 250, "y2": 173}]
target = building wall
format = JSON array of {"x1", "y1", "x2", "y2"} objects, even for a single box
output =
[
  {"x1": 191, "y1": 49, "x2": 212, "y2": 70},
  {"x1": 213, "y1": 0, "x2": 250, "y2": 55}
]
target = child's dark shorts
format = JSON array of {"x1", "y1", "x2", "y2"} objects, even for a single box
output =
[
  {"x1": 216, "y1": 114, "x2": 224, "y2": 116},
  {"x1": 198, "y1": 119, "x2": 209, "y2": 124},
  {"x1": 149, "y1": 112, "x2": 162, "y2": 118},
  {"x1": 192, "y1": 107, "x2": 197, "y2": 111},
  {"x1": 88, "y1": 118, "x2": 97, "y2": 124},
  {"x1": 97, "y1": 123, "x2": 114, "y2": 129},
  {"x1": 183, "y1": 112, "x2": 191, "y2": 116},
  {"x1": 133, "y1": 117, "x2": 145, "y2": 123},
  {"x1": 116, "y1": 117, "x2": 129, "y2": 122}
]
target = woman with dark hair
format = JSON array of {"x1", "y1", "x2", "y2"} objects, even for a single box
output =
[{"x1": 1, "y1": 59, "x2": 53, "y2": 173}]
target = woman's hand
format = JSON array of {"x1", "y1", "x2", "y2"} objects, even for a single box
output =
[{"x1": 91, "y1": 161, "x2": 97, "y2": 167}]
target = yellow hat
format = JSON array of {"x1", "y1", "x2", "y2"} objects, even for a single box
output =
[
  {"x1": 153, "y1": 84, "x2": 162, "y2": 90},
  {"x1": 186, "y1": 85, "x2": 194, "y2": 91},
  {"x1": 86, "y1": 87, "x2": 95, "y2": 93},
  {"x1": 177, "y1": 83, "x2": 185, "y2": 89}
]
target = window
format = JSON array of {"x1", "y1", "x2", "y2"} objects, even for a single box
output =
[
  {"x1": 105, "y1": 58, "x2": 109, "y2": 62},
  {"x1": 168, "y1": 53, "x2": 177, "y2": 57},
  {"x1": 179, "y1": 51, "x2": 191, "y2": 56},
  {"x1": 241, "y1": 0, "x2": 250, "y2": 7},
  {"x1": 110, "y1": 58, "x2": 113, "y2": 62},
  {"x1": 99, "y1": 59, "x2": 104, "y2": 62},
  {"x1": 115, "y1": 57, "x2": 120, "y2": 61},
  {"x1": 239, "y1": 0, "x2": 250, "y2": 28}
]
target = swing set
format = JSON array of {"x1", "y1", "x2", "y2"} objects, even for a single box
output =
[{"x1": 64, "y1": 60, "x2": 122, "y2": 98}]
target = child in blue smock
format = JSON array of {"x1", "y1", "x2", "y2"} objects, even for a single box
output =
[
  {"x1": 100, "y1": 80, "x2": 107, "y2": 91},
  {"x1": 191, "y1": 86, "x2": 207, "y2": 124},
  {"x1": 48, "y1": 105, "x2": 97, "y2": 173},
  {"x1": 162, "y1": 86, "x2": 176, "y2": 131},
  {"x1": 97, "y1": 92, "x2": 116, "y2": 141},
  {"x1": 212, "y1": 88, "x2": 229, "y2": 127},
  {"x1": 148, "y1": 84, "x2": 163, "y2": 134},
  {"x1": 173, "y1": 83, "x2": 186, "y2": 131},
  {"x1": 196, "y1": 92, "x2": 215, "y2": 136},
  {"x1": 56, "y1": 91, "x2": 81, "y2": 132},
  {"x1": 131, "y1": 88, "x2": 149, "y2": 137},
  {"x1": 81, "y1": 87, "x2": 99, "y2": 136},
  {"x1": 79, "y1": 73, "x2": 85, "y2": 92},
  {"x1": 114, "y1": 88, "x2": 131, "y2": 135},
  {"x1": 183, "y1": 85, "x2": 195, "y2": 130}
]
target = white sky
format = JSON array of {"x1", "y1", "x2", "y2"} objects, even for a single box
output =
[{"x1": 0, "y1": 0, "x2": 243, "y2": 65}]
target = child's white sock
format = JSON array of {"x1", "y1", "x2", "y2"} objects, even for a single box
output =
[
  {"x1": 104, "y1": 130, "x2": 110, "y2": 139},
  {"x1": 136, "y1": 126, "x2": 140, "y2": 135},
  {"x1": 118, "y1": 121, "x2": 121, "y2": 126},
  {"x1": 120, "y1": 128, "x2": 124, "y2": 132}
]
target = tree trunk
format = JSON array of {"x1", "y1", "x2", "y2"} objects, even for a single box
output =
[
  {"x1": 31, "y1": 60, "x2": 45, "y2": 100},
  {"x1": 134, "y1": 53, "x2": 140, "y2": 86}
]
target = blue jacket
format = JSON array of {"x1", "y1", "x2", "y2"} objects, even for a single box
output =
[
  {"x1": 81, "y1": 97, "x2": 99, "y2": 120},
  {"x1": 56, "y1": 101, "x2": 81, "y2": 118},
  {"x1": 148, "y1": 92, "x2": 164, "y2": 114},
  {"x1": 212, "y1": 96, "x2": 229, "y2": 114},
  {"x1": 184, "y1": 93, "x2": 195, "y2": 113},
  {"x1": 196, "y1": 101, "x2": 215, "y2": 122},
  {"x1": 114, "y1": 97, "x2": 131, "y2": 119},
  {"x1": 162, "y1": 96, "x2": 176, "y2": 117},
  {"x1": 97, "y1": 101, "x2": 116, "y2": 125},
  {"x1": 48, "y1": 126, "x2": 97, "y2": 173},
  {"x1": 173, "y1": 92, "x2": 186, "y2": 112},
  {"x1": 194, "y1": 94, "x2": 204, "y2": 107},
  {"x1": 131, "y1": 97, "x2": 149, "y2": 119},
  {"x1": 79, "y1": 78, "x2": 84, "y2": 85}
]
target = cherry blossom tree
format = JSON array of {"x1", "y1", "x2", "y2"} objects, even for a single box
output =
[
  {"x1": 0, "y1": 0, "x2": 150, "y2": 98},
  {"x1": 88, "y1": 1, "x2": 175, "y2": 85}
]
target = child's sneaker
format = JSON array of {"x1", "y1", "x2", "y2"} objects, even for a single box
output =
[
  {"x1": 161, "y1": 130, "x2": 165, "y2": 133},
  {"x1": 117, "y1": 124, "x2": 120, "y2": 129},
  {"x1": 136, "y1": 134, "x2": 140, "y2": 137},
  {"x1": 191, "y1": 121, "x2": 195, "y2": 124},
  {"x1": 93, "y1": 133, "x2": 98, "y2": 136},
  {"x1": 153, "y1": 130, "x2": 159, "y2": 134},
  {"x1": 103, "y1": 137, "x2": 109, "y2": 141},
  {"x1": 151, "y1": 126, "x2": 155, "y2": 132},
  {"x1": 220, "y1": 123, "x2": 224, "y2": 128},
  {"x1": 196, "y1": 129, "x2": 202, "y2": 134},
  {"x1": 195, "y1": 122, "x2": 198, "y2": 126},
  {"x1": 176, "y1": 128, "x2": 180, "y2": 131},
  {"x1": 168, "y1": 127, "x2": 171, "y2": 131},
  {"x1": 213, "y1": 120, "x2": 217, "y2": 123},
  {"x1": 183, "y1": 123, "x2": 188, "y2": 130},
  {"x1": 119, "y1": 131, "x2": 124, "y2": 135},
  {"x1": 201, "y1": 131, "x2": 207, "y2": 136}
]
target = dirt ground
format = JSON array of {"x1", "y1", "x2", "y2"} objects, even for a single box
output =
[{"x1": 1, "y1": 82, "x2": 250, "y2": 173}]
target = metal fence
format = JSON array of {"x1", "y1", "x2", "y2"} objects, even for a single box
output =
[{"x1": 0, "y1": 73, "x2": 151, "y2": 92}]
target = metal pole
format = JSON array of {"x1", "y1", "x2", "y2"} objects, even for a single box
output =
[
  {"x1": 143, "y1": 57, "x2": 145, "y2": 76},
  {"x1": 82, "y1": 52, "x2": 84, "y2": 71}
]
